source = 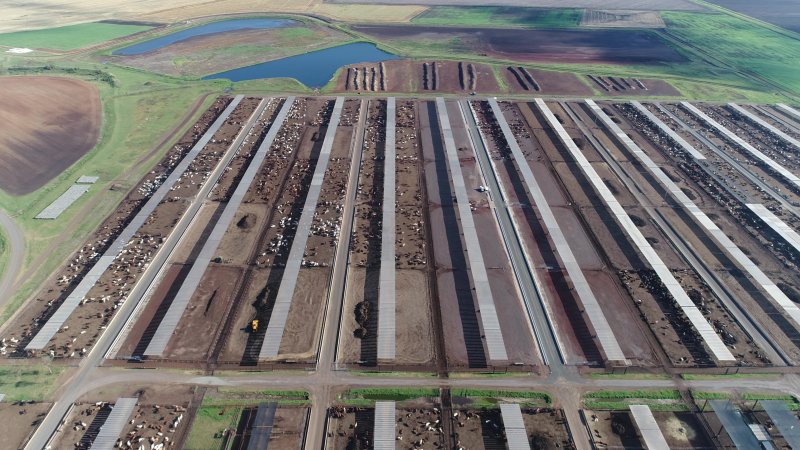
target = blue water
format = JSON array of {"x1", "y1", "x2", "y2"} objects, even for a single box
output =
[
  {"x1": 203, "y1": 42, "x2": 400, "y2": 87},
  {"x1": 113, "y1": 18, "x2": 295, "y2": 55}
]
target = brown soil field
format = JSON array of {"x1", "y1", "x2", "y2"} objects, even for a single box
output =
[
  {"x1": 0, "y1": 76, "x2": 101, "y2": 195},
  {"x1": 113, "y1": 23, "x2": 349, "y2": 77},
  {"x1": 586, "y1": 75, "x2": 679, "y2": 96},
  {"x1": 503, "y1": 67, "x2": 594, "y2": 96},
  {"x1": 334, "y1": 59, "x2": 500, "y2": 94},
  {"x1": 352, "y1": 26, "x2": 688, "y2": 65},
  {"x1": 0, "y1": 402, "x2": 51, "y2": 450}
]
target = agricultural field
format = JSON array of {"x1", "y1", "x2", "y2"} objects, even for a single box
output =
[
  {"x1": 0, "y1": 77, "x2": 101, "y2": 195},
  {"x1": 0, "y1": 21, "x2": 153, "y2": 50},
  {"x1": 411, "y1": 6, "x2": 581, "y2": 28}
]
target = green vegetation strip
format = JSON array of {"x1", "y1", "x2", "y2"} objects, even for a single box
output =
[
  {"x1": 681, "y1": 373, "x2": 779, "y2": 380},
  {"x1": 583, "y1": 390, "x2": 686, "y2": 411},
  {"x1": 0, "y1": 365, "x2": 65, "y2": 402},
  {"x1": 0, "y1": 22, "x2": 152, "y2": 51},
  {"x1": 412, "y1": 6, "x2": 581, "y2": 28}
]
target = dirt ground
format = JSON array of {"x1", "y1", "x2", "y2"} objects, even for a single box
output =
[
  {"x1": 334, "y1": 59, "x2": 500, "y2": 94},
  {"x1": 586, "y1": 75, "x2": 679, "y2": 96},
  {"x1": 0, "y1": 401, "x2": 51, "y2": 450},
  {"x1": 352, "y1": 26, "x2": 688, "y2": 65},
  {"x1": 503, "y1": 67, "x2": 594, "y2": 96},
  {"x1": 326, "y1": 404, "x2": 444, "y2": 449},
  {"x1": 113, "y1": 23, "x2": 349, "y2": 77},
  {"x1": 586, "y1": 410, "x2": 715, "y2": 449},
  {"x1": 0, "y1": 76, "x2": 101, "y2": 195},
  {"x1": 522, "y1": 408, "x2": 575, "y2": 450}
]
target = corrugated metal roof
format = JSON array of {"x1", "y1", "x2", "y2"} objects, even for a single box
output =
[
  {"x1": 247, "y1": 402, "x2": 277, "y2": 450},
  {"x1": 89, "y1": 397, "x2": 138, "y2": 450},
  {"x1": 746, "y1": 204, "x2": 800, "y2": 254},
  {"x1": 500, "y1": 403, "x2": 530, "y2": 450},
  {"x1": 682, "y1": 101, "x2": 800, "y2": 190},
  {"x1": 488, "y1": 98, "x2": 625, "y2": 363},
  {"x1": 26, "y1": 95, "x2": 245, "y2": 351},
  {"x1": 629, "y1": 404, "x2": 669, "y2": 450},
  {"x1": 630, "y1": 101, "x2": 706, "y2": 160},
  {"x1": 585, "y1": 99, "x2": 739, "y2": 362},
  {"x1": 76, "y1": 176, "x2": 99, "y2": 184},
  {"x1": 589, "y1": 100, "x2": 800, "y2": 348},
  {"x1": 378, "y1": 97, "x2": 397, "y2": 361},
  {"x1": 777, "y1": 103, "x2": 800, "y2": 121},
  {"x1": 536, "y1": 98, "x2": 734, "y2": 362},
  {"x1": 373, "y1": 401, "x2": 396, "y2": 450},
  {"x1": 259, "y1": 97, "x2": 345, "y2": 359},
  {"x1": 35, "y1": 184, "x2": 91, "y2": 219},
  {"x1": 762, "y1": 400, "x2": 800, "y2": 449},
  {"x1": 436, "y1": 97, "x2": 507, "y2": 362},
  {"x1": 144, "y1": 97, "x2": 288, "y2": 356},
  {"x1": 729, "y1": 103, "x2": 800, "y2": 149},
  {"x1": 709, "y1": 400, "x2": 761, "y2": 449}
]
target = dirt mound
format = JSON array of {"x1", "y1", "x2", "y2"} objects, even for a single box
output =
[
  {"x1": 0, "y1": 76, "x2": 101, "y2": 195},
  {"x1": 236, "y1": 213, "x2": 256, "y2": 229}
]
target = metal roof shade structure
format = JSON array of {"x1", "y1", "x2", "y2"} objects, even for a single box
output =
[
  {"x1": 709, "y1": 400, "x2": 762, "y2": 449},
  {"x1": 589, "y1": 99, "x2": 751, "y2": 360},
  {"x1": 681, "y1": 102, "x2": 800, "y2": 191},
  {"x1": 26, "y1": 95, "x2": 245, "y2": 351},
  {"x1": 89, "y1": 397, "x2": 138, "y2": 450},
  {"x1": 599, "y1": 99, "x2": 800, "y2": 334},
  {"x1": 488, "y1": 98, "x2": 625, "y2": 363},
  {"x1": 144, "y1": 97, "x2": 290, "y2": 357},
  {"x1": 435, "y1": 97, "x2": 508, "y2": 363},
  {"x1": 729, "y1": 103, "x2": 800, "y2": 149},
  {"x1": 259, "y1": 97, "x2": 345, "y2": 359},
  {"x1": 373, "y1": 401, "x2": 396, "y2": 450},
  {"x1": 35, "y1": 184, "x2": 91, "y2": 219},
  {"x1": 500, "y1": 403, "x2": 530, "y2": 450},
  {"x1": 76, "y1": 176, "x2": 99, "y2": 184},
  {"x1": 536, "y1": 98, "x2": 735, "y2": 362},
  {"x1": 378, "y1": 97, "x2": 397, "y2": 361},
  {"x1": 630, "y1": 101, "x2": 706, "y2": 160},
  {"x1": 629, "y1": 405, "x2": 669, "y2": 450},
  {"x1": 777, "y1": 103, "x2": 800, "y2": 121},
  {"x1": 746, "y1": 204, "x2": 800, "y2": 254},
  {"x1": 761, "y1": 400, "x2": 800, "y2": 449},
  {"x1": 247, "y1": 402, "x2": 278, "y2": 450}
]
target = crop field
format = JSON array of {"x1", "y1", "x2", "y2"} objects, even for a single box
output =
[
  {"x1": 353, "y1": 25, "x2": 688, "y2": 65},
  {"x1": 661, "y1": 11, "x2": 800, "y2": 94},
  {"x1": 0, "y1": 77, "x2": 101, "y2": 196},
  {"x1": 0, "y1": 22, "x2": 153, "y2": 50},
  {"x1": 411, "y1": 6, "x2": 581, "y2": 28}
]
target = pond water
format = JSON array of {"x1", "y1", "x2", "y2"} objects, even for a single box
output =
[
  {"x1": 113, "y1": 18, "x2": 295, "y2": 55},
  {"x1": 202, "y1": 42, "x2": 400, "y2": 87}
]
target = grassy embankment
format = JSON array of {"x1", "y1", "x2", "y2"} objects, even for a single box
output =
[
  {"x1": 0, "y1": 22, "x2": 152, "y2": 50},
  {"x1": 0, "y1": 59, "x2": 226, "y2": 324},
  {"x1": 184, "y1": 389, "x2": 309, "y2": 450}
]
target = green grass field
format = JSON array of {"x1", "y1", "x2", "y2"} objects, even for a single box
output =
[
  {"x1": 662, "y1": 11, "x2": 800, "y2": 96},
  {"x1": 0, "y1": 22, "x2": 153, "y2": 51},
  {"x1": 0, "y1": 365, "x2": 65, "y2": 401},
  {"x1": 412, "y1": 6, "x2": 581, "y2": 28}
]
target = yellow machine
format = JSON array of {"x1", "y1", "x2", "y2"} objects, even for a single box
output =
[{"x1": 251, "y1": 320, "x2": 259, "y2": 332}]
